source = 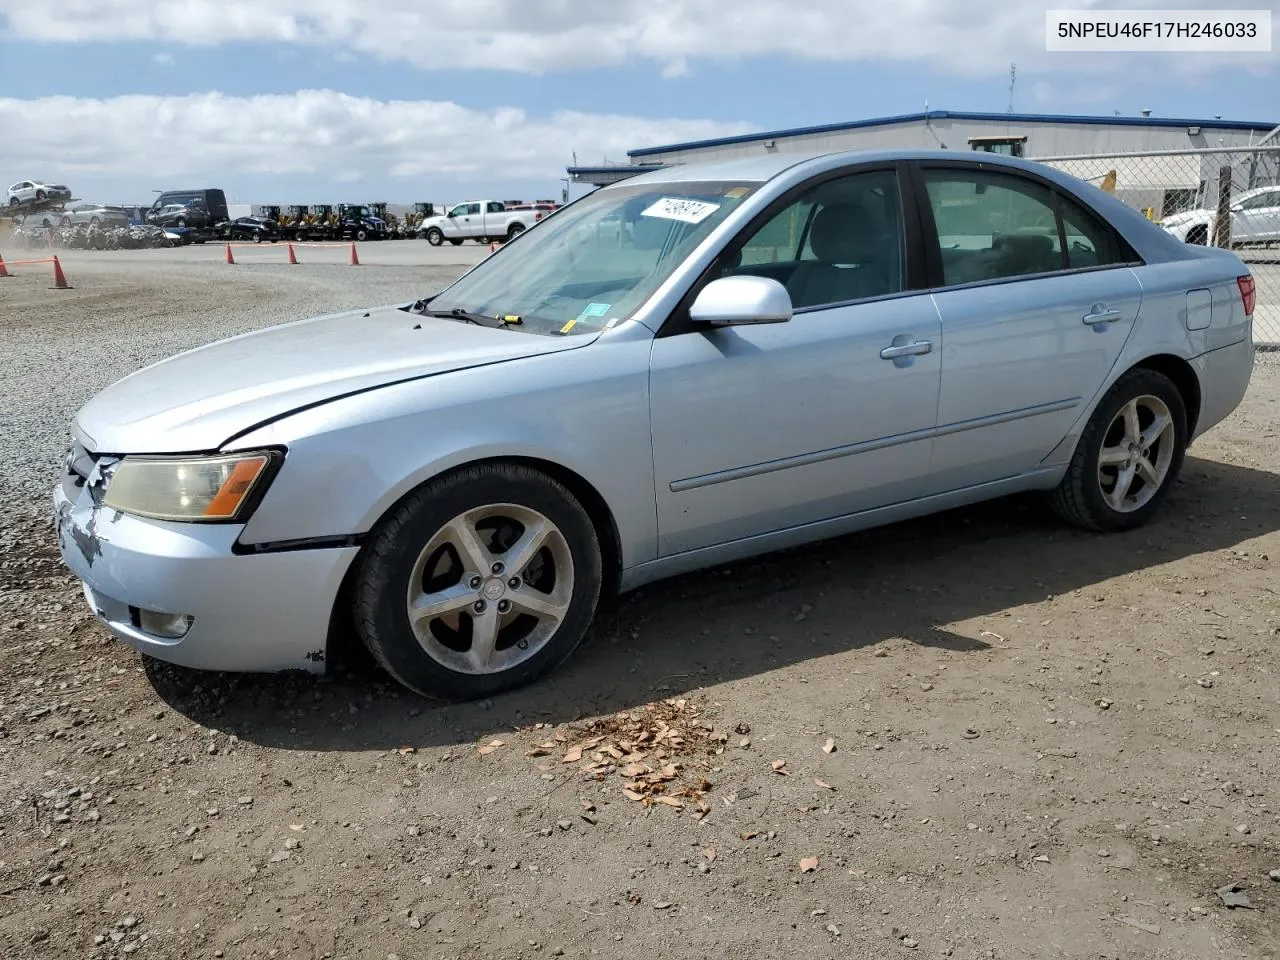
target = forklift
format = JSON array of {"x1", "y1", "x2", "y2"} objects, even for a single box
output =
[{"x1": 311, "y1": 204, "x2": 336, "y2": 240}]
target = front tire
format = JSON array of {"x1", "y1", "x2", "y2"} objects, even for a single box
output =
[
  {"x1": 1050, "y1": 368, "x2": 1188, "y2": 532},
  {"x1": 354, "y1": 464, "x2": 603, "y2": 701},
  {"x1": 425, "y1": 227, "x2": 443, "y2": 246}
]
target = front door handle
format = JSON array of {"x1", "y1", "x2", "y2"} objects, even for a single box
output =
[
  {"x1": 880, "y1": 340, "x2": 933, "y2": 360},
  {"x1": 1083, "y1": 304, "x2": 1122, "y2": 324}
]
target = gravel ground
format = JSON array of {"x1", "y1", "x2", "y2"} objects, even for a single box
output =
[{"x1": 2, "y1": 249, "x2": 1280, "y2": 960}]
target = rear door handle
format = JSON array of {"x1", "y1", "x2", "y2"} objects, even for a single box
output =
[
  {"x1": 1082, "y1": 304, "x2": 1122, "y2": 324},
  {"x1": 880, "y1": 340, "x2": 933, "y2": 359}
]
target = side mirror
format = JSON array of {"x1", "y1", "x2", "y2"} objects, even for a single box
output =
[{"x1": 689, "y1": 275, "x2": 792, "y2": 327}]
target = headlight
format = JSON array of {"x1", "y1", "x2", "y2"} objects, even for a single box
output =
[{"x1": 103, "y1": 451, "x2": 279, "y2": 522}]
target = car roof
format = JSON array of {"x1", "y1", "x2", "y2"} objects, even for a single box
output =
[
  {"x1": 614, "y1": 147, "x2": 1093, "y2": 187},
  {"x1": 612, "y1": 147, "x2": 1200, "y2": 266}
]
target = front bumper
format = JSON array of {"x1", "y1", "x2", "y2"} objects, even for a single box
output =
[{"x1": 52, "y1": 472, "x2": 359, "y2": 674}]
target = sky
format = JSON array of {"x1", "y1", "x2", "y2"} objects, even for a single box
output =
[{"x1": 0, "y1": 0, "x2": 1276, "y2": 207}]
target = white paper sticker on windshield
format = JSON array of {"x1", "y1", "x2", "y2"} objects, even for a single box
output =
[{"x1": 641, "y1": 197, "x2": 721, "y2": 224}]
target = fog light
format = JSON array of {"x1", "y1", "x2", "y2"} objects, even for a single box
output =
[{"x1": 136, "y1": 608, "x2": 193, "y2": 639}]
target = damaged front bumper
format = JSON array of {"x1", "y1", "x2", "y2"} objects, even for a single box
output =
[{"x1": 52, "y1": 465, "x2": 359, "y2": 675}]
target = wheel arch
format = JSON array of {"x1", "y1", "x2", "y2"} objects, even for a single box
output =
[
  {"x1": 1130, "y1": 352, "x2": 1202, "y2": 437},
  {"x1": 324, "y1": 453, "x2": 624, "y2": 668}
]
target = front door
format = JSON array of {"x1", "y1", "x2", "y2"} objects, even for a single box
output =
[
  {"x1": 649, "y1": 167, "x2": 943, "y2": 556},
  {"x1": 914, "y1": 163, "x2": 1144, "y2": 492}
]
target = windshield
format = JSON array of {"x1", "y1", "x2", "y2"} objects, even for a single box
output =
[{"x1": 426, "y1": 180, "x2": 757, "y2": 335}]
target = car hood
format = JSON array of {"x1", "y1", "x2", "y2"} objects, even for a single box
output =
[
  {"x1": 75, "y1": 304, "x2": 596, "y2": 454},
  {"x1": 1160, "y1": 209, "x2": 1210, "y2": 226}
]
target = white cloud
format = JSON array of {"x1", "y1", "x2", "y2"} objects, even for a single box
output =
[
  {"x1": 0, "y1": 89, "x2": 755, "y2": 187},
  {"x1": 152, "y1": 51, "x2": 173, "y2": 66},
  {"x1": 1, "y1": 0, "x2": 1273, "y2": 76}
]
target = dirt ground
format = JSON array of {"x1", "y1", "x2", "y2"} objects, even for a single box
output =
[{"x1": 1, "y1": 250, "x2": 1279, "y2": 960}]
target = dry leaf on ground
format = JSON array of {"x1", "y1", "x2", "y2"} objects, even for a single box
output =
[
  {"x1": 799, "y1": 856, "x2": 819, "y2": 873},
  {"x1": 476, "y1": 739, "x2": 504, "y2": 756}
]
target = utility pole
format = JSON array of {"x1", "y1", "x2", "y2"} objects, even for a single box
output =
[{"x1": 1008, "y1": 63, "x2": 1016, "y2": 113}]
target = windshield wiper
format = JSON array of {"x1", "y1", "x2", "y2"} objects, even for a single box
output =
[{"x1": 420, "y1": 308, "x2": 518, "y2": 329}]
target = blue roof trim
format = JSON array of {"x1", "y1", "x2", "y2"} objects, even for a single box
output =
[
  {"x1": 567, "y1": 164, "x2": 666, "y2": 174},
  {"x1": 626, "y1": 110, "x2": 1278, "y2": 158}
]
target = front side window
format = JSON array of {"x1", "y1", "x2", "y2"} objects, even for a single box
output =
[
  {"x1": 426, "y1": 180, "x2": 757, "y2": 336},
  {"x1": 723, "y1": 170, "x2": 905, "y2": 309}
]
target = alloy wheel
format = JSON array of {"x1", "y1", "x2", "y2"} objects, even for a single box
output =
[
  {"x1": 405, "y1": 504, "x2": 574, "y2": 675},
  {"x1": 1096, "y1": 395, "x2": 1175, "y2": 513}
]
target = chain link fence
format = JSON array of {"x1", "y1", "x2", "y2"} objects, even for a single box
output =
[{"x1": 1033, "y1": 145, "x2": 1280, "y2": 345}]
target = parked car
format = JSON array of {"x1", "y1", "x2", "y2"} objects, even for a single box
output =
[
  {"x1": 147, "y1": 203, "x2": 205, "y2": 229},
  {"x1": 7, "y1": 179, "x2": 72, "y2": 205},
  {"x1": 59, "y1": 202, "x2": 130, "y2": 228},
  {"x1": 1160, "y1": 185, "x2": 1280, "y2": 247},
  {"x1": 145, "y1": 188, "x2": 229, "y2": 230},
  {"x1": 54, "y1": 149, "x2": 1255, "y2": 701},
  {"x1": 417, "y1": 200, "x2": 545, "y2": 245},
  {"x1": 227, "y1": 215, "x2": 281, "y2": 242}
]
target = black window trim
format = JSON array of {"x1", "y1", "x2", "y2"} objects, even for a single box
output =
[
  {"x1": 655, "y1": 160, "x2": 930, "y2": 339},
  {"x1": 905, "y1": 159, "x2": 1144, "y2": 294}
]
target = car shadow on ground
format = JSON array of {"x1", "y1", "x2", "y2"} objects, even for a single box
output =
[{"x1": 144, "y1": 454, "x2": 1280, "y2": 751}]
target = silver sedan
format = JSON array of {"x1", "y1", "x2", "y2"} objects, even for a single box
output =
[
  {"x1": 59, "y1": 202, "x2": 131, "y2": 228},
  {"x1": 54, "y1": 149, "x2": 1256, "y2": 700}
]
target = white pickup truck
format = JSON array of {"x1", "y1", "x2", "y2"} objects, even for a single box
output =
[{"x1": 417, "y1": 200, "x2": 548, "y2": 246}]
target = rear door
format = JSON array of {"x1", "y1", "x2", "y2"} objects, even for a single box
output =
[
  {"x1": 483, "y1": 201, "x2": 506, "y2": 236},
  {"x1": 1235, "y1": 188, "x2": 1280, "y2": 243},
  {"x1": 912, "y1": 162, "x2": 1144, "y2": 493}
]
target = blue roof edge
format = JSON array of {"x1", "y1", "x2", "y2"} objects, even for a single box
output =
[
  {"x1": 626, "y1": 110, "x2": 1278, "y2": 158},
  {"x1": 567, "y1": 164, "x2": 667, "y2": 174}
]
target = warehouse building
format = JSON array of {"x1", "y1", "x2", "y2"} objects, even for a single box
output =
[{"x1": 567, "y1": 111, "x2": 1277, "y2": 216}]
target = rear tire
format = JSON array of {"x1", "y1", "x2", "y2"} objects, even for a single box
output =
[
  {"x1": 1050, "y1": 368, "x2": 1188, "y2": 532},
  {"x1": 1185, "y1": 225, "x2": 1208, "y2": 245},
  {"x1": 35, "y1": 190, "x2": 46, "y2": 201},
  {"x1": 354, "y1": 463, "x2": 603, "y2": 701},
  {"x1": 508, "y1": 222, "x2": 526, "y2": 240}
]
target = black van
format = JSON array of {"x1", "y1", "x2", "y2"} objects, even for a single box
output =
[{"x1": 146, "y1": 188, "x2": 229, "y2": 229}]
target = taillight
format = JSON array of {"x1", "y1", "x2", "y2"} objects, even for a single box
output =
[
  {"x1": 1238, "y1": 275, "x2": 1256, "y2": 317},
  {"x1": 535, "y1": 212, "x2": 543, "y2": 220}
]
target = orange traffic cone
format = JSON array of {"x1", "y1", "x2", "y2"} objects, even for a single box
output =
[
  {"x1": 287, "y1": 242, "x2": 298, "y2": 265},
  {"x1": 51, "y1": 256, "x2": 69, "y2": 289},
  {"x1": 349, "y1": 242, "x2": 360, "y2": 266},
  {"x1": 0, "y1": 251, "x2": 8, "y2": 278},
  {"x1": 225, "y1": 243, "x2": 236, "y2": 265}
]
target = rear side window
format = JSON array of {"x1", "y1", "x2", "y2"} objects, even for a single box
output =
[
  {"x1": 921, "y1": 168, "x2": 1129, "y2": 285},
  {"x1": 1058, "y1": 195, "x2": 1120, "y2": 269}
]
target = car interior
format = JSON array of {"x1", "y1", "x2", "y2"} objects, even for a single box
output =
[{"x1": 718, "y1": 173, "x2": 905, "y2": 308}]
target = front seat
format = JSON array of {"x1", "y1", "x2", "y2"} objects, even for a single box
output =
[{"x1": 786, "y1": 202, "x2": 894, "y2": 309}]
